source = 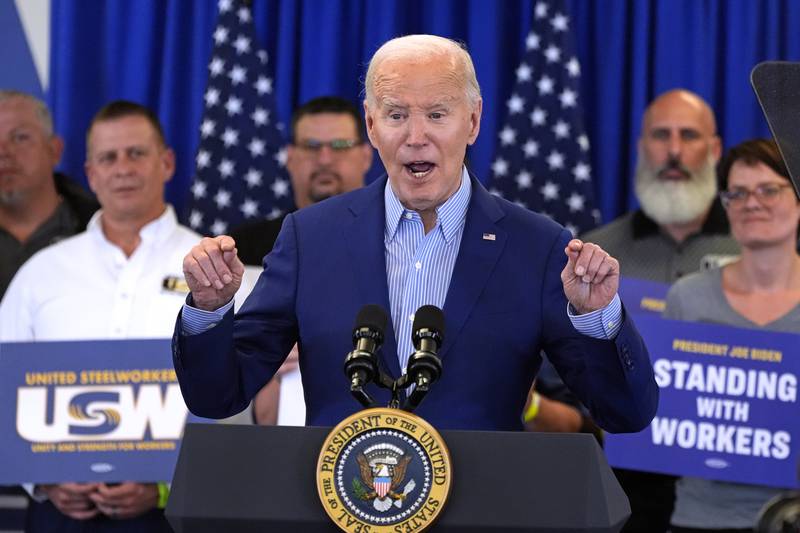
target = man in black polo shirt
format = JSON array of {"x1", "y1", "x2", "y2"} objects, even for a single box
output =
[
  {"x1": 582, "y1": 89, "x2": 740, "y2": 533},
  {"x1": 231, "y1": 96, "x2": 373, "y2": 267}
]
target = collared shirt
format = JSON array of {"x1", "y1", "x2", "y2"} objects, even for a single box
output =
[
  {"x1": 0, "y1": 173, "x2": 99, "y2": 301},
  {"x1": 385, "y1": 168, "x2": 471, "y2": 371},
  {"x1": 1, "y1": 205, "x2": 257, "y2": 500},
  {"x1": 183, "y1": 167, "x2": 622, "y2": 363},
  {"x1": 0, "y1": 206, "x2": 258, "y2": 341},
  {"x1": 0, "y1": 200, "x2": 82, "y2": 300},
  {"x1": 581, "y1": 200, "x2": 740, "y2": 283}
]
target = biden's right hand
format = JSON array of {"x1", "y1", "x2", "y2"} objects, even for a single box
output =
[{"x1": 183, "y1": 236, "x2": 244, "y2": 311}]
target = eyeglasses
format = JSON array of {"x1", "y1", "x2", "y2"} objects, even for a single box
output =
[
  {"x1": 294, "y1": 139, "x2": 360, "y2": 154},
  {"x1": 719, "y1": 183, "x2": 794, "y2": 209}
]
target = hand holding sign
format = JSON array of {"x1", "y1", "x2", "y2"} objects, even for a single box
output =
[
  {"x1": 39, "y1": 482, "x2": 101, "y2": 520},
  {"x1": 90, "y1": 482, "x2": 159, "y2": 520}
]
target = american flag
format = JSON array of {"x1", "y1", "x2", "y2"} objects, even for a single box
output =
[
  {"x1": 488, "y1": 0, "x2": 599, "y2": 236},
  {"x1": 185, "y1": 0, "x2": 294, "y2": 236}
]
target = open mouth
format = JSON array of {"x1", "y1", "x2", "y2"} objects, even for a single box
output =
[{"x1": 404, "y1": 161, "x2": 435, "y2": 179}]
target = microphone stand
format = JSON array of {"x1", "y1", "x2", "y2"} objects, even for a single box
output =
[{"x1": 342, "y1": 305, "x2": 444, "y2": 412}]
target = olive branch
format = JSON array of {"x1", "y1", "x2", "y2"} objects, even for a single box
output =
[{"x1": 351, "y1": 478, "x2": 369, "y2": 500}]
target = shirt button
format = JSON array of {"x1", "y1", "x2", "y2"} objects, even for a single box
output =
[
  {"x1": 415, "y1": 261, "x2": 422, "y2": 270},
  {"x1": 408, "y1": 313, "x2": 414, "y2": 322},
  {"x1": 607, "y1": 321, "x2": 615, "y2": 329},
  {"x1": 404, "y1": 213, "x2": 413, "y2": 220}
]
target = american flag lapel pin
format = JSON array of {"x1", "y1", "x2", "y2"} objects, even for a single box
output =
[{"x1": 482, "y1": 233, "x2": 496, "y2": 241}]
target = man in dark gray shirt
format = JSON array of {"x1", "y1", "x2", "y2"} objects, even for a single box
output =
[
  {"x1": 0, "y1": 90, "x2": 98, "y2": 300},
  {"x1": 584, "y1": 89, "x2": 739, "y2": 283},
  {"x1": 0, "y1": 90, "x2": 97, "y2": 532},
  {"x1": 582, "y1": 89, "x2": 739, "y2": 533}
]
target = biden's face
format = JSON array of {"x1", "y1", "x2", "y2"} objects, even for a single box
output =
[{"x1": 364, "y1": 55, "x2": 481, "y2": 220}]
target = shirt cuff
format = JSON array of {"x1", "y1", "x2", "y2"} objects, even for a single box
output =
[
  {"x1": 181, "y1": 299, "x2": 234, "y2": 335},
  {"x1": 24, "y1": 483, "x2": 44, "y2": 502},
  {"x1": 567, "y1": 293, "x2": 622, "y2": 340}
]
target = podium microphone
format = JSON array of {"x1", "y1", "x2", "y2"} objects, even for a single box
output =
[
  {"x1": 344, "y1": 304, "x2": 388, "y2": 408},
  {"x1": 403, "y1": 305, "x2": 445, "y2": 412}
]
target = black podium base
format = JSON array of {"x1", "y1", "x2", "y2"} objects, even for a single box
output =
[{"x1": 167, "y1": 424, "x2": 629, "y2": 532}]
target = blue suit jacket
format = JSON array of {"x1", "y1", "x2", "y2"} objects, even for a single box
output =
[{"x1": 173, "y1": 176, "x2": 657, "y2": 432}]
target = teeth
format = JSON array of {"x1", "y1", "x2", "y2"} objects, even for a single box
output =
[{"x1": 406, "y1": 164, "x2": 433, "y2": 179}]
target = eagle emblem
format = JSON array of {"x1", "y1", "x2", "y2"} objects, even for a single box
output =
[{"x1": 354, "y1": 443, "x2": 416, "y2": 512}]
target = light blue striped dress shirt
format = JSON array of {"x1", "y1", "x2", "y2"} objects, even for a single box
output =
[
  {"x1": 182, "y1": 167, "x2": 622, "y2": 369},
  {"x1": 385, "y1": 168, "x2": 471, "y2": 372}
]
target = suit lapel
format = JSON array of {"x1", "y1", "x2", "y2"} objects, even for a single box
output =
[
  {"x1": 344, "y1": 177, "x2": 402, "y2": 380},
  {"x1": 441, "y1": 178, "x2": 507, "y2": 359}
]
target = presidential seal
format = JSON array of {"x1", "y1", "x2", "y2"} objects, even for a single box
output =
[{"x1": 317, "y1": 407, "x2": 452, "y2": 532}]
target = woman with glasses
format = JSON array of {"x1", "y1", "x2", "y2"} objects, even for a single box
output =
[{"x1": 664, "y1": 138, "x2": 800, "y2": 533}]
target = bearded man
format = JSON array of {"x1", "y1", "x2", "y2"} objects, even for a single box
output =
[
  {"x1": 583, "y1": 89, "x2": 739, "y2": 282},
  {"x1": 581, "y1": 89, "x2": 740, "y2": 533}
]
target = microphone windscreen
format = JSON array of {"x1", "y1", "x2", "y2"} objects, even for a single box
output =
[
  {"x1": 354, "y1": 304, "x2": 388, "y2": 334},
  {"x1": 413, "y1": 305, "x2": 445, "y2": 339}
]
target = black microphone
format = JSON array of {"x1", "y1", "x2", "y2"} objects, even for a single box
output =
[
  {"x1": 403, "y1": 305, "x2": 445, "y2": 412},
  {"x1": 344, "y1": 304, "x2": 388, "y2": 407}
]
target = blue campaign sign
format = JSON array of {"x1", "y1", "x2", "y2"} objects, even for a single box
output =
[
  {"x1": 618, "y1": 276, "x2": 670, "y2": 315},
  {"x1": 605, "y1": 314, "x2": 800, "y2": 489},
  {"x1": 0, "y1": 339, "x2": 205, "y2": 484}
]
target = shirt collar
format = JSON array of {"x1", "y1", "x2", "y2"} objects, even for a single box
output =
[
  {"x1": 88, "y1": 205, "x2": 178, "y2": 246},
  {"x1": 384, "y1": 167, "x2": 472, "y2": 244}
]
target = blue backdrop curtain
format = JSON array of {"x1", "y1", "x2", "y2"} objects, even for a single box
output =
[{"x1": 48, "y1": 0, "x2": 800, "y2": 225}]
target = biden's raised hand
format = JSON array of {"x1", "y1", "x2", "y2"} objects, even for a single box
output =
[
  {"x1": 183, "y1": 235, "x2": 244, "y2": 311},
  {"x1": 561, "y1": 239, "x2": 619, "y2": 314}
]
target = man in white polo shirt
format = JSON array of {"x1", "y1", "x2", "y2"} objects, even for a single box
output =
[{"x1": 0, "y1": 100, "x2": 255, "y2": 533}]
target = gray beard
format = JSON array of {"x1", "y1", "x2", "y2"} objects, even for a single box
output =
[{"x1": 634, "y1": 153, "x2": 718, "y2": 226}]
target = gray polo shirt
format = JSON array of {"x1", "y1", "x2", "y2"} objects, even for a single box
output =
[{"x1": 581, "y1": 200, "x2": 740, "y2": 283}]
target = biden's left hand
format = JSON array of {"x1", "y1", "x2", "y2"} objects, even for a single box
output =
[{"x1": 561, "y1": 239, "x2": 619, "y2": 315}]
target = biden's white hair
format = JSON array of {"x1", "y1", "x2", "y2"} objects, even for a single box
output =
[{"x1": 364, "y1": 34, "x2": 481, "y2": 109}]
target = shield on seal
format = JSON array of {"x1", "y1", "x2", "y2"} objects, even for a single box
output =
[{"x1": 374, "y1": 476, "x2": 391, "y2": 499}]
